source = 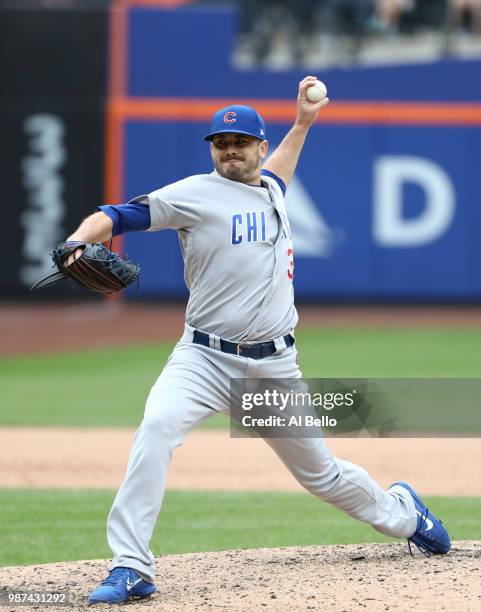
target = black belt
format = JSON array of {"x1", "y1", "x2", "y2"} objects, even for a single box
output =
[{"x1": 192, "y1": 330, "x2": 295, "y2": 360}]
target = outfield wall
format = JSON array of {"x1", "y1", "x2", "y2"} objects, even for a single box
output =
[
  {"x1": 118, "y1": 5, "x2": 481, "y2": 301},
  {"x1": 2, "y1": 2, "x2": 481, "y2": 301},
  {"x1": 0, "y1": 1, "x2": 108, "y2": 300}
]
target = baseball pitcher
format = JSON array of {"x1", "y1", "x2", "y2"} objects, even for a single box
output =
[{"x1": 58, "y1": 77, "x2": 450, "y2": 605}]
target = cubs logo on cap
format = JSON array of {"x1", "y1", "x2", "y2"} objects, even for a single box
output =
[
  {"x1": 223, "y1": 111, "x2": 237, "y2": 124},
  {"x1": 204, "y1": 105, "x2": 266, "y2": 141}
]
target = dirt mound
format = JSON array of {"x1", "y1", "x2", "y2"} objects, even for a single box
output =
[{"x1": 1, "y1": 542, "x2": 480, "y2": 611}]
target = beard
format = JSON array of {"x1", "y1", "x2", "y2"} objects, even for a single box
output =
[{"x1": 213, "y1": 150, "x2": 261, "y2": 183}]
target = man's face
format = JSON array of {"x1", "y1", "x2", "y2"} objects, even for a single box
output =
[{"x1": 210, "y1": 133, "x2": 268, "y2": 184}]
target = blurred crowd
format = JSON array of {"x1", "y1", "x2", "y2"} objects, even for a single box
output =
[{"x1": 230, "y1": 0, "x2": 481, "y2": 66}]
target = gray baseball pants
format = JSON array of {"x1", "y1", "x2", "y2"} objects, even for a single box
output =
[{"x1": 107, "y1": 325, "x2": 416, "y2": 581}]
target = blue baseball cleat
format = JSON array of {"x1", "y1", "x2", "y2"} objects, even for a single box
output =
[
  {"x1": 390, "y1": 481, "x2": 451, "y2": 557},
  {"x1": 88, "y1": 567, "x2": 156, "y2": 605}
]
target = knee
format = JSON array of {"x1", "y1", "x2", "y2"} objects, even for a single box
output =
[
  {"x1": 291, "y1": 452, "x2": 343, "y2": 498},
  {"x1": 141, "y1": 402, "x2": 183, "y2": 443},
  {"x1": 298, "y1": 467, "x2": 342, "y2": 498}
]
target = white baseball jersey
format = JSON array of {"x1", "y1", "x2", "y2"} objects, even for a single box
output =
[{"x1": 131, "y1": 171, "x2": 298, "y2": 342}]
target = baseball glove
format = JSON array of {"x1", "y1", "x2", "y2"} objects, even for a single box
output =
[{"x1": 31, "y1": 241, "x2": 141, "y2": 293}]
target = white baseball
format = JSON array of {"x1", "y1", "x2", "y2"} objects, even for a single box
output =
[{"x1": 306, "y1": 80, "x2": 327, "y2": 103}]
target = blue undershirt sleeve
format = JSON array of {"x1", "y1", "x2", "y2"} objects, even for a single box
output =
[
  {"x1": 261, "y1": 169, "x2": 287, "y2": 196},
  {"x1": 98, "y1": 203, "x2": 151, "y2": 237}
]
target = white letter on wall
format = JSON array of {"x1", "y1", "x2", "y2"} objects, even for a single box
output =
[{"x1": 373, "y1": 156, "x2": 455, "y2": 247}]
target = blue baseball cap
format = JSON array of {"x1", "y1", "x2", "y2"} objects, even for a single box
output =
[{"x1": 204, "y1": 105, "x2": 266, "y2": 141}]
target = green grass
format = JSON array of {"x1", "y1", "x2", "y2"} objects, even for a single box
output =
[
  {"x1": 1, "y1": 327, "x2": 481, "y2": 426},
  {"x1": 0, "y1": 489, "x2": 479, "y2": 567}
]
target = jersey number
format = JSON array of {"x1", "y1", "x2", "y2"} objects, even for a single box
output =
[{"x1": 287, "y1": 248, "x2": 294, "y2": 280}]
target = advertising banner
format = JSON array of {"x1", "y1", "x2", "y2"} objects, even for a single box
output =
[{"x1": 0, "y1": 2, "x2": 108, "y2": 298}]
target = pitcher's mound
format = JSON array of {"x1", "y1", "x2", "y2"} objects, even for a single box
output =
[{"x1": 1, "y1": 542, "x2": 480, "y2": 610}]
